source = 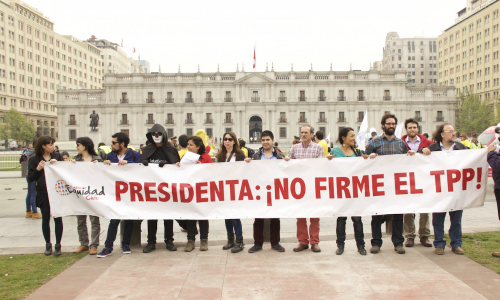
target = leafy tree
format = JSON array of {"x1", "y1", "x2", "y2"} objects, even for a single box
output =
[
  {"x1": 455, "y1": 93, "x2": 495, "y2": 135},
  {"x1": 3, "y1": 108, "x2": 36, "y2": 145}
]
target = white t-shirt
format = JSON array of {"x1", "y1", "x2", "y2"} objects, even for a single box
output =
[{"x1": 117, "y1": 154, "x2": 125, "y2": 161}]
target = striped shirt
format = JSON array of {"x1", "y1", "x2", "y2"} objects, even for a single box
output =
[
  {"x1": 289, "y1": 141, "x2": 325, "y2": 159},
  {"x1": 365, "y1": 135, "x2": 408, "y2": 156}
]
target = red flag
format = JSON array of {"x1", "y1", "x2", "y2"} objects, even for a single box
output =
[
  {"x1": 253, "y1": 46, "x2": 256, "y2": 69},
  {"x1": 133, "y1": 48, "x2": 135, "y2": 53}
]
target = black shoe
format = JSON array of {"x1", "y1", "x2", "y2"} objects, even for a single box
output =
[
  {"x1": 358, "y1": 246, "x2": 367, "y2": 255},
  {"x1": 143, "y1": 243, "x2": 156, "y2": 253},
  {"x1": 336, "y1": 245, "x2": 344, "y2": 255},
  {"x1": 248, "y1": 245, "x2": 262, "y2": 253},
  {"x1": 271, "y1": 243, "x2": 285, "y2": 252},
  {"x1": 44, "y1": 243, "x2": 52, "y2": 256},
  {"x1": 231, "y1": 237, "x2": 244, "y2": 253},
  {"x1": 223, "y1": 233, "x2": 235, "y2": 250},
  {"x1": 165, "y1": 240, "x2": 177, "y2": 251},
  {"x1": 54, "y1": 244, "x2": 61, "y2": 257}
]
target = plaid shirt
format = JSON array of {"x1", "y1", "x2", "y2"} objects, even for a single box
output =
[
  {"x1": 289, "y1": 141, "x2": 325, "y2": 159},
  {"x1": 365, "y1": 135, "x2": 408, "y2": 156}
]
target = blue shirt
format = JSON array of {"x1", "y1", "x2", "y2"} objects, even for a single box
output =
[
  {"x1": 106, "y1": 148, "x2": 141, "y2": 163},
  {"x1": 260, "y1": 148, "x2": 278, "y2": 160},
  {"x1": 365, "y1": 134, "x2": 408, "y2": 156},
  {"x1": 405, "y1": 135, "x2": 421, "y2": 152}
]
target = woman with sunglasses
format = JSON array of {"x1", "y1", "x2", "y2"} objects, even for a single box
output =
[
  {"x1": 215, "y1": 132, "x2": 246, "y2": 253},
  {"x1": 175, "y1": 136, "x2": 213, "y2": 252},
  {"x1": 28, "y1": 136, "x2": 63, "y2": 256},
  {"x1": 71, "y1": 137, "x2": 103, "y2": 255}
]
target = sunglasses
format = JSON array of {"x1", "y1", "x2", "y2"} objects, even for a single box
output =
[
  {"x1": 111, "y1": 141, "x2": 119, "y2": 145},
  {"x1": 223, "y1": 138, "x2": 234, "y2": 142}
]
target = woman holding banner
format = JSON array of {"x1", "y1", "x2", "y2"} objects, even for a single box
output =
[
  {"x1": 176, "y1": 136, "x2": 213, "y2": 252},
  {"x1": 28, "y1": 136, "x2": 64, "y2": 256},
  {"x1": 215, "y1": 132, "x2": 246, "y2": 253},
  {"x1": 71, "y1": 137, "x2": 103, "y2": 255},
  {"x1": 327, "y1": 127, "x2": 367, "y2": 255}
]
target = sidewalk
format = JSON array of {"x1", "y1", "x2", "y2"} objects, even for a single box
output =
[{"x1": 1, "y1": 177, "x2": 500, "y2": 299}]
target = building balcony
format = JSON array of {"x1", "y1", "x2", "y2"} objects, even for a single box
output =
[
  {"x1": 205, "y1": 97, "x2": 213, "y2": 103},
  {"x1": 224, "y1": 97, "x2": 233, "y2": 102},
  {"x1": 185, "y1": 98, "x2": 194, "y2": 103},
  {"x1": 224, "y1": 119, "x2": 233, "y2": 124},
  {"x1": 298, "y1": 118, "x2": 307, "y2": 123},
  {"x1": 415, "y1": 117, "x2": 422, "y2": 121},
  {"x1": 383, "y1": 96, "x2": 391, "y2": 101},
  {"x1": 146, "y1": 98, "x2": 155, "y2": 103},
  {"x1": 251, "y1": 97, "x2": 260, "y2": 102},
  {"x1": 185, "y1": 119, "x2": 194, "y2": 124},
  {"x1": 357, "y1": 117, "x2": 364, "y2": 122},
  {"x1": 68, "y1": 120, "x2": 76, "y2": 125},
  {"x1": 337, "y1": 96, "x2": 346, "y2": 101},
  {"x1": 165, "y1": 119, "x2": 174, "y2": 125},
  {"x1": 337, "y1": 118, "x2": 346, "y2": 123},
  {"x1": 146, "y1": 119, "x2": 155, "y2": 125},
  {"x1": 436, "y1": 117, "x2": 445, "y2": 122},
  {"x1": 318, "y1": 118, "x2": 327, "y2": 123},
  {"x1": 165, "y1": 98, "x2": 174, "y2": 103},
  {"x1": 204, "y1": 119, "x2": 213, "y2": 124},
  {"x1": 357, "y1": 97, "x2": 366, "y2": 101},
  {"x1": 318, "y1": 96, "x2": 326, "y2": 101},
  {"x1": 278, "y1": 118, "x2": 287, "y2": 123},
  {"x1": 298, "y1": 97, "x2": 307, "y2": 102},
  {"x1": 120, "y1": 120, "x2": 129, "y2": 125},
  {"x1": 278, "y1": 97, "x2": 287, "y2": 102},
  {"x1": 120, "y1": 98, "x2": 129, "y2": 104}
]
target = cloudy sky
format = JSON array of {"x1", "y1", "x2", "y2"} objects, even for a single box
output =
[{"x1": 30, "y1": 0, "x2": 465, "y2": 73}]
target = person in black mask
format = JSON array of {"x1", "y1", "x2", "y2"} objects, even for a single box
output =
[{"x1": 140, "y1": 124, "x2": 181, "y2": 253}]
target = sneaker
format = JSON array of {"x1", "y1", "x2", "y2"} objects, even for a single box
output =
[
  {"x1": 122, "y1": 245, "x2": 131, "y2": 254},
  {"x1": 248, "y1": 245, "x2": 263, "y2": 253},
  {"x1": 97, "y1": 248, "x2": 112, "y2": 258},
  {"x1": 370, "y1": 246, "x2": 380, "y2": 254},
  {"x1": 452, "y1": 247, "x2": 464, "y2": 255},
  {"x1": 32, "y1": 212, "x2": 42, "y2": 219},
  {"x1": 394, "y1": 246, "x2": 405, "y2": 254},
  {"x1": 271, "y1": 243, "x2": 285, "y2": 252},
  {"x1": 435, "y1": 247, "x2": 445, "y2": 255},
  {"x1": 143, "y1": 243, "x2": 156, "y2": 253},
  {"x1": 166, "y1": 240, "x2": 177, "y2": 251}
]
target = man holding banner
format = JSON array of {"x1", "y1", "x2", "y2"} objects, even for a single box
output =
[
  {"x1": 284, "y1": 124, "x2": 325, "y2": 252},
  {"x1": 364, "y1": 114, "x2": 412, "y2": 255}
]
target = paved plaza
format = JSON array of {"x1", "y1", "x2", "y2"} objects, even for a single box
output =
[{"x1": 1, "y1": 175, "x2": 500, "y2": 299}]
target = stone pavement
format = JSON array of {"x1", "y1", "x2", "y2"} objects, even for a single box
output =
[{"x1": 1, "y1": 176, "x2": 500, "y2": 299}]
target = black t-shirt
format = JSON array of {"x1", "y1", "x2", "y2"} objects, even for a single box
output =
[{"x1": 149, "y1": 147, "x2": 167, "y2": 164}]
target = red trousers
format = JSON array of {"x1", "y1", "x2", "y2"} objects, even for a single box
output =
[{"x1": 297, "y1": 218, "x2": 320, "y2": 245}]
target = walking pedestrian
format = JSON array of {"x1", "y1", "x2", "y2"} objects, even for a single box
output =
[{"x1": 25, "y1": 139, "x2": 41, "y2": 219}]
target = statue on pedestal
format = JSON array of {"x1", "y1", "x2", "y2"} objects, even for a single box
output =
[{"x1": 89, "y1": 110, "x2": 99, "y2": 131}]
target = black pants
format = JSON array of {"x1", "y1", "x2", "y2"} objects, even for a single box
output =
[
  {"x1": 336, "y1": 217, "x2": 365, "y2": 247},
  {"x1": 495, "y1": 189, "x2": 500, "y2": 220},
  {"x1": 253, "y1": 218, "x2": 281, "y2": 246},
  {"x1": 187, "y1": 220, "x2": 209, "y2": 241},
  {"x1": 147, "y1": 219, "x2": 174, "y2": 244},
  {"x1": 371, "y1": 214, "x2": 404, "y2": 247},
  {"x1": 38, "y1": 193, "x2": 63, "y2": 244},
  {"x1": 176, "y1": 220, "x2": 188, "y2": 230}
]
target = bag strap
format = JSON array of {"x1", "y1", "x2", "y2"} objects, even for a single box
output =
[{"x1": 226, "y1": 152, "x2": 234, "y2": 162}]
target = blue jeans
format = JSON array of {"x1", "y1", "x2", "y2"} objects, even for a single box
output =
[
  {"x1": 432, "y1": 210, "x2": 463, "y2": 249},
  {"x1": 225, "y1": 219, "x2": 243, "y2": 238},
  {"x1": 25, "y1": 175, "x2": 37, "y2": 213},
  {"x1": 104, "y1": 219, "x2": 134, "y2": 250}
]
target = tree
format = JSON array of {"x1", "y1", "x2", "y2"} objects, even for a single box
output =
[
  {"x1": 3, "y1": 108, "x2": 36, "y2": 145},
  {"x1": 455, "y1": 93, "x2": 495, "y2": 135}
]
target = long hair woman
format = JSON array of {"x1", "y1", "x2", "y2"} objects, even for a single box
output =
[
  {"x1": 27, "y1": 136, "x2": 63, "y2": 256},
  {"x1": 215, "y1": 132, "x2": 246, "y2": 253},
  {"x1": 71, "y1": 137, "x2": 103, "y2": 255},
  {"x1": 327, "y1": 127, "x2": 367, "y2": 255},
  {"x1": 176, "y1": 136, "x2": 213, "y2": 252}
]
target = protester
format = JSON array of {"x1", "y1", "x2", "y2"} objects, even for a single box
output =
[
  {"x1": 20, "y1": 146, "x2": 28, "y2": 163},
  {"x1": 176, "y1": 136, "x2": 212, "y2": 252},
  {"x1": 171, "y1": 136, "x2": 180, "y2": 151},
  {"x1": 60, "y1": 151, "x2": 70, "y2": 161},
  {"x1": 284, "y1": 124, "x2": 325, "y2": 252},
  {"x1": 401, "y1": 118, "x2": 433, "y2": 248},
  {"x1": 140, "y1": 124, "x2": 181, "y2": 254},
  {"x1": 459, "y1": 132, "x2": 471, "y2": 149},
  {"x1": 423, "y1": 133, "x2": 429, "y2": 139},
  {"x1": 368, "y1": 131, "x2": 377, "y2": 142},
  {"x1": 364, "y1": 114, "x2": 413, "y2": 255},
  {"x1": 327, "y1": 127, "x2": 366, "y2": 255},
  {"x1": 420, "y1": 124, "x2": 468, "y2": 255},
  {"x1": 470, "y1": 133, "x2": 483, "y2": 149},
  {"x1": 25, "y1": 139, "x2": 41, "y2": 220},
  {"x1": 239, "y1": 140, "x2": 249, "y2": 158},
  {"x1": 97, "y1": 142, "x2": 111, "y2": 161},
  {"x1": 194, "y1": 129, "x2": 214, "y2": 154},
  {"x1": 487, "y1": 142, "x2": 500, "y2": 257},
  {"x1": 54, "y1": 145, "x2": 60, "y2": 155},
  {"x1": 244, "y1": 130, "x2": 286, "y2": 253},
  {"x1": 178, "y1": 134, "x2": 189, "y2": 159},
  {"x1": 28, "y1": 136, "x2": 63, "y2": 256},
  {"x1": 274, "y1": 142, "x2": 282, "y2": 153},
  {"x1": 216, "y1": 132, "x2": 246, "y2": 253},
  {"x1": 71, "y1": 137, "x2": 103, "y2": 255},
  {"x1": 315, "y1": 131, "x2": 329, "y2": 157},
  {"x1": 97, "y1": 132, "x2": 141, "y2": 258}
]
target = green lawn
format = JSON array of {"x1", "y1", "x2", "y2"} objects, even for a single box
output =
[
  {"x1": 445, "y1": 232, "x2": 500, "y2": 274},
  {"x1": 0, "y1": 253, "x2": 87, "y2": 300}
]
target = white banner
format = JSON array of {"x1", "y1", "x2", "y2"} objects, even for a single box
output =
[{"x1": 44, "y1": 149, "x2": 488, "y2": 219}]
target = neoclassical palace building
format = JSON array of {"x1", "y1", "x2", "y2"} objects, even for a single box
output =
[{"x1": 56, "y1": 67, "x2": 456, "y2": 146}]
